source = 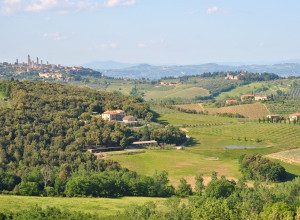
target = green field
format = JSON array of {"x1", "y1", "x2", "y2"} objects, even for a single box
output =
[
  {"x1": 0, "y1": 195, "x2": 166, "y2": 216},
  {"x1": 108, "y1": 106, "x2": 300, "y2": 187}
]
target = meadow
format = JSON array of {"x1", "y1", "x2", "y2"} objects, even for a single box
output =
[{"x1": 0, "y1": 195, "x2": 166, "y2": 216}]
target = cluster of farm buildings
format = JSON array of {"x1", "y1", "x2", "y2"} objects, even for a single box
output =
[
  {"x1": 266, "y1": 113, "x2": 300, "y2": 122},
  {"x1": 226, "y1": 94, "x2": 268, "y2": 105},
  {"x1": 101, "y1": 109, "x2": 137, "y2": 124},
  {"x1": 85, "y1": 110, "x2": 158, "y2": 154},
  {"x1": 225, "y1": 95, "x2": 300, "y2": 121}
]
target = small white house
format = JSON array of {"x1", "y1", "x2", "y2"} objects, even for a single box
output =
[{"x1": 289, "y1": 113, "x2": 300, "y2": 121}]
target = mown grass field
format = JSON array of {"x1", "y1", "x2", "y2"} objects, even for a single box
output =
[
  {"x1": 0, "y1": 195, "x2": 166, "y2": 216},
  {"x1": 109, "y1": 106, "x2": 300, "y2": 187}
]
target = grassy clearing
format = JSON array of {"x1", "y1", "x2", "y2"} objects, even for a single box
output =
[
  {"x1": 205, "y1": 103, "x2": 270, "y2": 118},
  {"x1": 0, "y1": 195, "x2": 166, "y2": 216},
  {"x1": 0, "y1": 91, "x2": 11, "y2": 108}
]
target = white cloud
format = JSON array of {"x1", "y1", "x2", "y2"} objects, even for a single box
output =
[
  {"x1": 206, "y1": 6, "x2": 227, "y2": 15},
  {"x1": 1, "y1": 0, "x2": 135, "y2": 15},
  {"x1": 206, "y1": 6, "x2": 218, "y2": 14},
  {"x1": 25, "y1": 0, "x2": 59, "y2": 12},
  {"x1": 43, "y1": 32, "x2": 67, "y2": 41},
  {"x1": 99, "y1": 42, "x2": 118, "y2": 49},
  {"x1": 1, "y1": 0, "x2": 23, "y2": 15},
  {"x1": 103, "y1": 0, "x2": 135, "y2": 8},
  {"x1": 137, "y1": 43, "x2": 147, "y2": 48}
]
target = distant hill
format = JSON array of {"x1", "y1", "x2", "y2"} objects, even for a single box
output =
[
  {"x1": 96, "y1": 63, "x2": 300, "y2": 79},
  {"x1": 83, "y1": 61, "x2": 137, "y2": 70}
]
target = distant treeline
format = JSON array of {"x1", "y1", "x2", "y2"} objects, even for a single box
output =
[{"x1": 162, "y1": 71, "x2": 281, "y2": 82}]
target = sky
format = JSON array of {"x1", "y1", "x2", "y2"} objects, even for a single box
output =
[{"x1": 1, "y1": 0, "x2": 300, "y2": 66}]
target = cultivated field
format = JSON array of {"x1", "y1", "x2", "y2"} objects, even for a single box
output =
[
  {"x1": 266, "y1": 99, "x2": 300, "y2": 116},
  {"x1": 144, "y1": 85, "x2": 209, "y2": 100},
  {"x1": 267, "y1": 148, "x2": 300, "y2": 165},
  {"x1": 174, "y1": 103, "x2": 270, "y2": 119},
  {"x1": 109, "y1": 106, "x2": 300, "y2": 187},
  {"x1": 205, "y1": 103, "x2": 270, "y2": 118}
]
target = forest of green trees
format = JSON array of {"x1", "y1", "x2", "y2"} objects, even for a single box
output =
[{"x1": 0, "y1": 80, "x2": 186, "y2": 197}]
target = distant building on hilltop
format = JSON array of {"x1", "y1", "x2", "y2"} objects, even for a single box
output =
[
  {"x1": 255, "y1": 95, "x2": 268, "y2": 101},
  {"x1": 225, "y1": 72, "x2": 238, "y2": 80},
  {"x1": 241, "y1": 94, "x2": 254, "y2": 101}
]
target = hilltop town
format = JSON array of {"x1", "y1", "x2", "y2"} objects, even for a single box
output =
[{"x1": 0, "y1": 55, "x2": 102, "y2": 82}]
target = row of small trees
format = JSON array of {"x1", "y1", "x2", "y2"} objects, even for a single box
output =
[{"x1": 259, "y1": 116, "x2": 300, "y2": 124}]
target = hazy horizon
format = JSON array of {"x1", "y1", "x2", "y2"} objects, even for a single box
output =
[{"x1": 1, "y1": 1, "x2": 300, "y2": 66}]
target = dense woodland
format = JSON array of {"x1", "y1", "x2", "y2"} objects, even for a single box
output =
[{"x1": 0, "y1": 80, "x2": 185, "y2": 197}]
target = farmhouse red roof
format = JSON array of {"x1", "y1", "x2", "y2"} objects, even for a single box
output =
[
  {"x1": 241, "y1": 94, "x2": 254, "y2": 97},
  {"x1": 290, "y1": 113, "x2": 300, "y2": 116},
  {"x1": 226, "y1": 100, "x2": 238, "y2": 102}
]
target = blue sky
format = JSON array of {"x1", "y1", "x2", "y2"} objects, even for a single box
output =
[{"x1": 1, "y1": 0, "x2": 300, "y2": 65}]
